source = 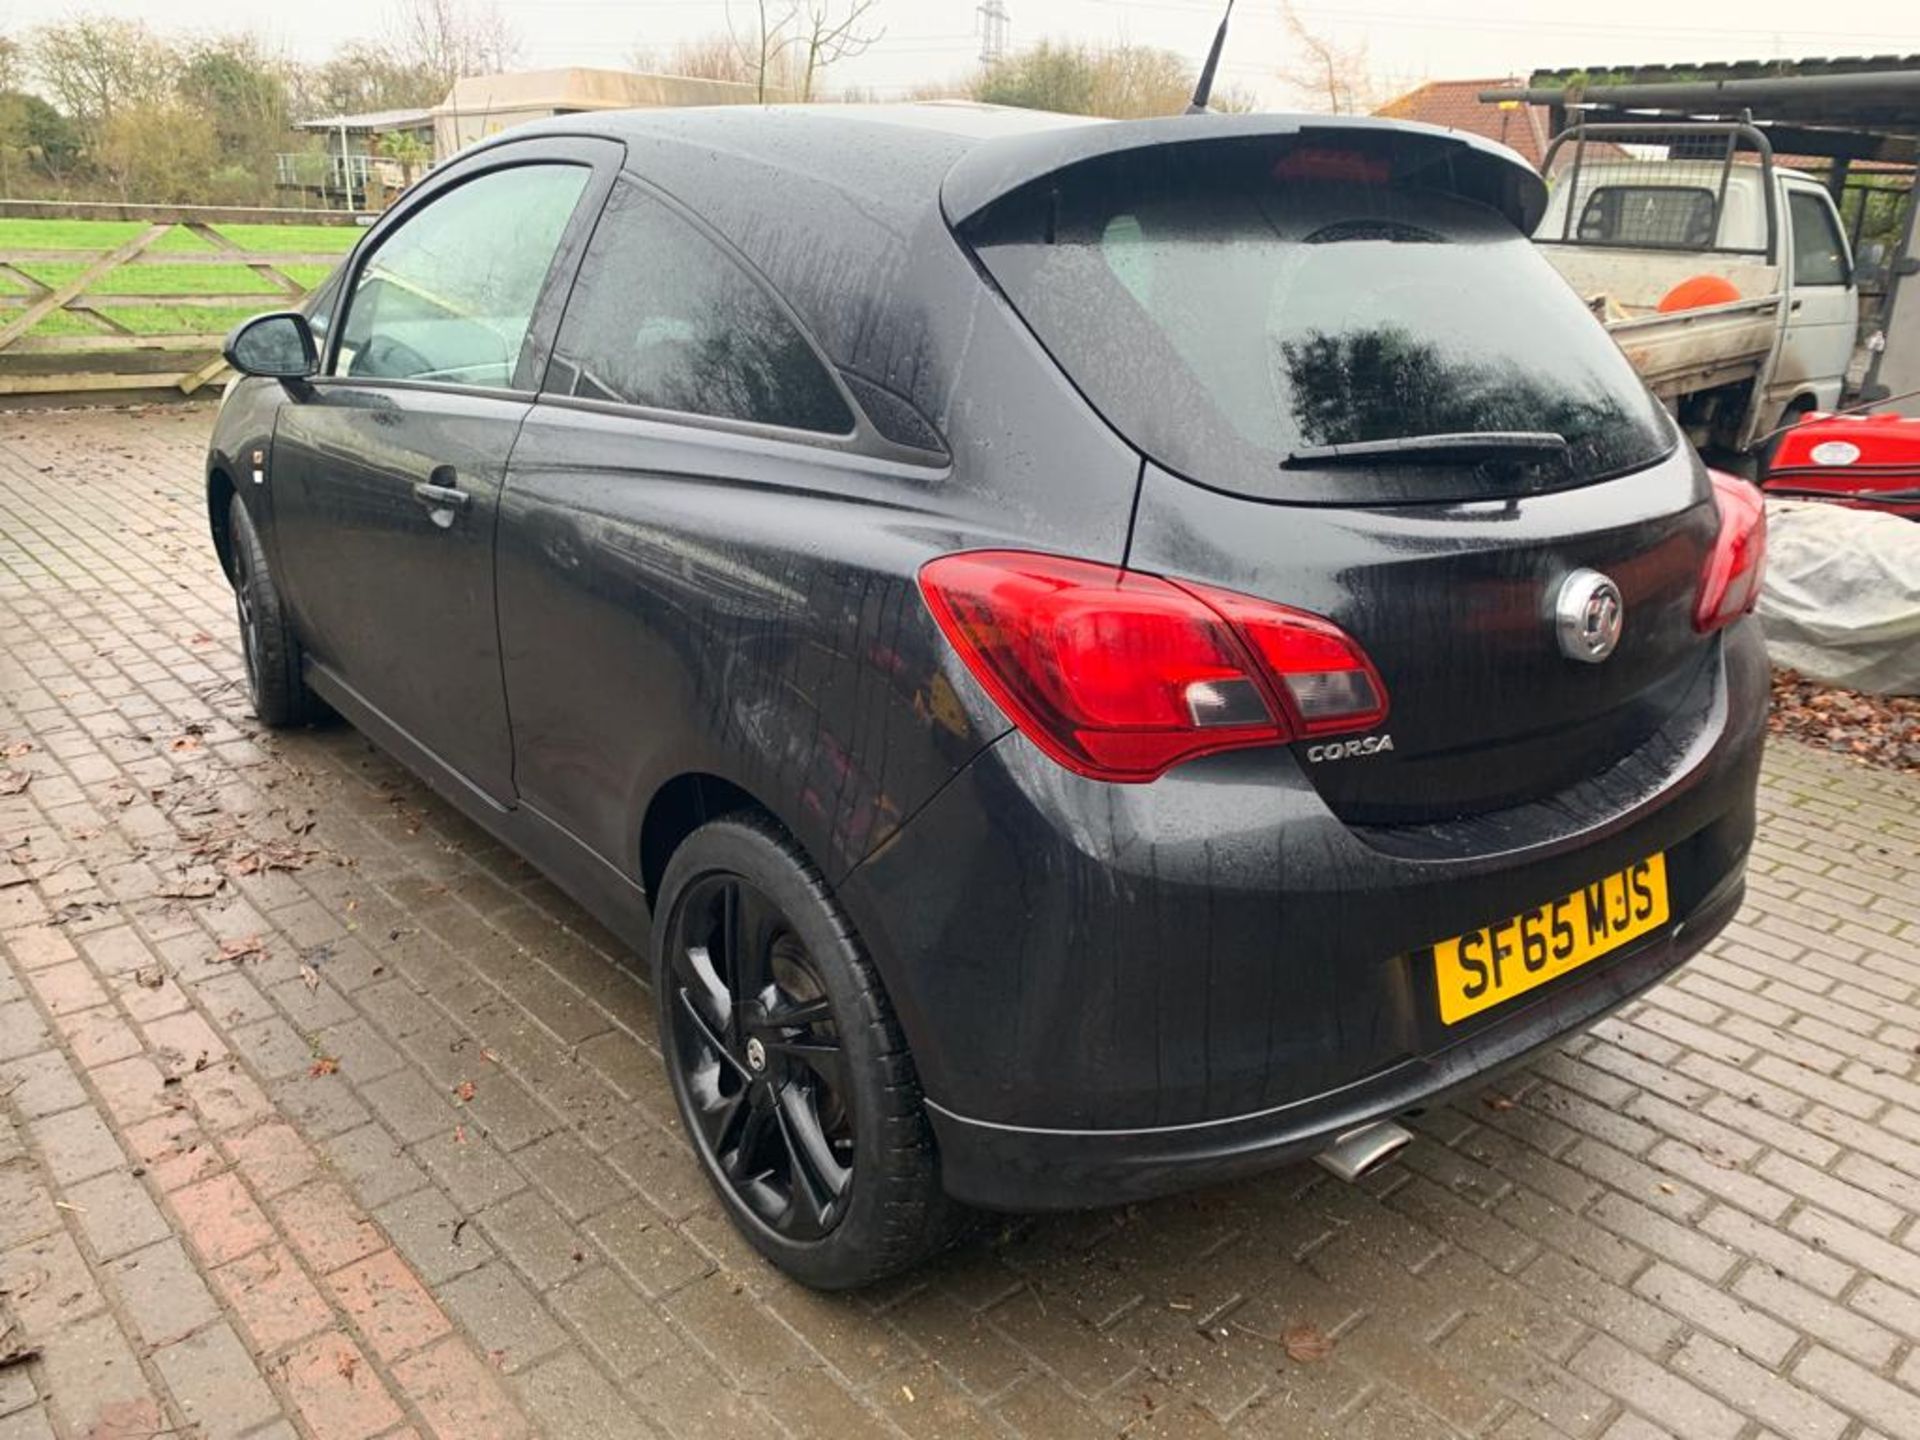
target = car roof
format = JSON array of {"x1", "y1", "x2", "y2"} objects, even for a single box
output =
[{"x1": 483, "y1": 104, "x2": 1545, "y2": 396}]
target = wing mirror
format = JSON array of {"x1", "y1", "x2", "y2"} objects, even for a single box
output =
[{"x1": 224, "y1": 311, "x2": 318, "y2": 380}]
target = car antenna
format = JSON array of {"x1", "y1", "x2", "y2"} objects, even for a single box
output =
[{"x1": 1183, "y1": 0, "x2": 1235, "y2": 113}]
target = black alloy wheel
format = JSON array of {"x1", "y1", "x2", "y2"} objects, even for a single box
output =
[
  {"x1": 665, "y1": 873, "x2": 854, "y2": 1239},
  {"x1": 233, "y1": 528, "x2": 264, "y2": 701},
  {"x1": 227, "y1": 493, "x2": 322, "y2": 728},
  {"x1": 652, "y1": 815, "x2": 960, "y2": 1288}
]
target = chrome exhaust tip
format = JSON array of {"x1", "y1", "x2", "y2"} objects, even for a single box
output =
[{"x1": 1314, "y1": 1120, "x2": 1413, "y2": 1183}]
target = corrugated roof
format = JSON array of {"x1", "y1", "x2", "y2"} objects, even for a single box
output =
[{"x1": 1529, "y1": 57, "x2": 1920, "y2": 87}]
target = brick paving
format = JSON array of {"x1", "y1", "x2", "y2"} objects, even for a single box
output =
[{"x1": 0, "y1": 406, "x2": 1919, "y2": 1440}]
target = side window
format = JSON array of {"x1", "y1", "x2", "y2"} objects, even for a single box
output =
[
  {"x1": 546, "y1": 180, "x2": 853, "y2": 434},
  {"x1": 1788, "y1": 189, "x2": 1850, "y2": 287},
  {"x1": 336, "y1": 163, "x2": 590, "y2": 388}
]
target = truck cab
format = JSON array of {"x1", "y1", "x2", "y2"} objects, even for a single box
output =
[{"x1": 1533, "y1": 138, "x2": 1858, "y2": 453}]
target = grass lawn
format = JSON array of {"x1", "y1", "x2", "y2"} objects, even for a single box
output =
[
  {"x1": 0, "y1": 219, "x2": 213, "y2": 252},
  {"x1": 0, "y1": 216, "x2": 353, "y2": 337}
]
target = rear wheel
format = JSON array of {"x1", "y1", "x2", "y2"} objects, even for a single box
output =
[
  {"x1": 652, "y1": 814, "x2": 959, "y2": 1288},
  {"x1": 228, "y1": 494, "x2": 323, "y2": 727}
]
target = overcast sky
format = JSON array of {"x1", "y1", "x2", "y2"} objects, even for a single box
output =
[{"x1": 2, "y1": 0, "x2": 1916, "y2": 105}]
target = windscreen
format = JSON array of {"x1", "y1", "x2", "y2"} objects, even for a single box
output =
[{"x1": 964, "y1": 141, "x2": 1676, "y2": 503}]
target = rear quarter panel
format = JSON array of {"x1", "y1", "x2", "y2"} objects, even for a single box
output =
[{"x1": 494, "y1": 232, "x2": 1145, "y2": 894}]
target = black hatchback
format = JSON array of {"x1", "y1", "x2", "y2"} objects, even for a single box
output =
[{"x1": 206, "y1": 104, "x2": 1767, "y2": 1288}]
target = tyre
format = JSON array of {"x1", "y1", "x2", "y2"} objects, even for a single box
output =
[
  {"x1": 652, "y1": 813, "x2": 960, "y2": 1288},
  {"x1": 228, "y1": 494, "x2": 323, "y2": 727}
]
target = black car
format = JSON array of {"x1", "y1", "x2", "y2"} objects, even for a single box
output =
[{"x1": 206, "y1": 104, "x2": 1768, "y2": 1289}]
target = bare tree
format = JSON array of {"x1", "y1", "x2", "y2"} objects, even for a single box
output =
[
  {"x1": 721, "y1": 0, "x2": 881, "y2": 103},
  {"x1": 28, "y1": 17, "x2": 175, "y2": 134},
  {"x1": 789, "y1": 0, "x2": 883, "y2": 102},
  {"x1": 632, "y1": 34, "x2": 755, "y2": 84},
  {"x1": 388, "y1": 0, "x2": 522, "y2": 89},
  {"x1": 1274, "y1": 1, "x2": 1375, "y2": 114},
  {"x1": 725, "y1": 0, "x2": 794, "y2": 103}
]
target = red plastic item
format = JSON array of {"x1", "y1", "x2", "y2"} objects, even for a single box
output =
[
  {"x1": 1656, "y1": 274, "x2": 1742, "y2": 313},
  {"x1": 918, "y1": 551, "x2": 1388, "y2": 783},
  {"x1": 1764, "y1": 411, "x2": 1920, "y2": 520}
]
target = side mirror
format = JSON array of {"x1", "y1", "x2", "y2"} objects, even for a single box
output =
[{"x1": 224, "y1": 312, "x2": 318, "y2": 380}]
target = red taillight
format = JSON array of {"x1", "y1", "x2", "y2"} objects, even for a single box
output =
[
  {"x1": 1694, "y1": 470, "x2": 1767, "y2": 633},
  {"x1": 917, "y1": 550, "x2": 1388, "y2": 783}
]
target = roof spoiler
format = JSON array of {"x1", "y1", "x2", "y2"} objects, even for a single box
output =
[{"x1": 941, "y1": 115, "x2": 1549, "y2": 234}]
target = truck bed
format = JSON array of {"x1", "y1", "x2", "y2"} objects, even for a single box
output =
[{"x1": 1540, "y1": 244, "x2": 1784, "y2": 400}]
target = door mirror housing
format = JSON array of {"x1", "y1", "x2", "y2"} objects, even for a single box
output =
[{"x1": 224, "y1": 311, "x2": 318, "y2": 379}]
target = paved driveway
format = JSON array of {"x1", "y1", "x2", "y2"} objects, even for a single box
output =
[{"x1": 3, "y1": 407, "x2": 1920, "y2": 1440}]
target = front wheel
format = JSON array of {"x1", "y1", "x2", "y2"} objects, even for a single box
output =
[
  {"x1": 228, "y1": 493, "x2": 323, "y2": 728},
  {"x1": 652, "y1": 814, "x2": 960, "y2": 1288}
]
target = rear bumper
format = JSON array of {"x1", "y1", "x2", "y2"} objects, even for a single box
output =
[
  {"x1": 840, "y1": 623, "x2": 1766, "y2": 1211},
  {"x1": 925, "y1": 872, "x2": 1740, "y2": 1209}
]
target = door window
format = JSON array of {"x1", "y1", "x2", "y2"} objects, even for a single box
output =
[
  {"x1": 545, "y1": 180, "x2": 853, "y2": 434},
  {"x1": 1788, "y1": 189, "x2": 1850, "y2": 287},
  {"x1": 335, "y1": 162, "x2": 590, "y2": 388}
]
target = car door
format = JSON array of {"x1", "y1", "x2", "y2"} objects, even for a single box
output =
[
  {"x1": 268, "y1": 137, "x2": 619, "y2": 802},
  {"x1": 1773, "y1": 182, "x2": 1858, "y2": 413},
  {"x1": 493, "y1": 175, "x2": 892, "y2": 867}
]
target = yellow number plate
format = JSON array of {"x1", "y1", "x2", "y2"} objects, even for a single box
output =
[{"x1": 1432, "y1": 853, "x2": 1669, "y2": 1025}]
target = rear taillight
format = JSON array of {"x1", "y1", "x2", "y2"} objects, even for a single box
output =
[
  {"x1": 1694, "y1": 470, "x2": 1767, "y2": 633},
  {"x1": 917, "y1": 550, "x2": 1388, "y2": 783}
]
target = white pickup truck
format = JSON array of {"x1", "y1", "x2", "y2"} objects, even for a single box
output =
[{"x1": 1533, "y1": 124, "x2": 1858, "y2": 453}]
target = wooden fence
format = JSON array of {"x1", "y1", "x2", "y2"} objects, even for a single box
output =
[{"x1": 0, "y1": 201, "x2": 369, "y2": 404}]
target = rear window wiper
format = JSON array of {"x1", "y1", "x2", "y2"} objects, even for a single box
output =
[{"x1": 1282, "y1": 431, "x2": 1570, "y2": 468}]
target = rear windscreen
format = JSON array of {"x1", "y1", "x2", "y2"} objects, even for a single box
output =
[
  {"x1": 1577, "y1": 186, "x2": 1719, "y2": 248},
  {"x1": 964, "y1": 142, "x2": 1676, "y2": 503}
]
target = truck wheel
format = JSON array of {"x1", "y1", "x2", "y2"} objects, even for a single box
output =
[{"x1": 652, "y1": 813, "x2": 964, "y2": 1288}]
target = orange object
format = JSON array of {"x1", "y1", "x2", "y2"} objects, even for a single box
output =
[{"x1": 1656, "y1": 275, "x2": 1742, "y2": 312}]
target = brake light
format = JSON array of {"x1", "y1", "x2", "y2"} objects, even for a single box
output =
[
  {"x1": 917, "y1": 551, "x2": 1388, "y2": 783},
  {"x1": 1694, "y1": 470, "x2": 1767, "y2": 633}
]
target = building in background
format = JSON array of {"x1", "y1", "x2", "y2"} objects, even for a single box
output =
[
  {"x1": 1374, "y1": 77, "x2": 1565, "y2": 170},
  {"x1": 278, "y1": 69, "x2": 767, "y2": 210},
  {"x1": 279, "y1": 108, "x2": 436, "y2": 210},
  {"x1": 431, "y1": 69, "x2": 765, "y2": 156}
]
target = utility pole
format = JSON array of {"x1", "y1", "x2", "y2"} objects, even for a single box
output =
[{"x1": 976, "y1": 0, "x2": 1008, "y2": 66}]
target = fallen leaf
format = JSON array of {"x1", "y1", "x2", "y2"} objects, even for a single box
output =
[
  {"x1": 218, "y1": 936, "x2": 267, "y2": 964},
  {"x1": 309, "y1": 1056, "x2": 339, "y2": 1078},
  {"x1": 0, "y1": 741, "x2": 31, "y2": 759},
  {"x1": 1282, "y1": 1322, "x2": 1336, "y2": 1364},
  {"x1": 453, "y1": 1124, "x2": 467, "y2": 1144},
  {"x1": 0, "y1": 772, "x2": 29, "y2": 797},
  {"x1": 168, "y1": 736, "x2": 201, "y2": 753},
  {"x1": 334, "y1": 1351, "x2": 357, "y2": 1381},
  {"x1": 1483, "y1": 1093, "x2": 1516, "y2": 1112},
  {"x1": 133, "y1": 966, "x2": 165, "y2": 990},
  {"x1": 454, "y1": 1080, "x2": 476, "y2": 1103},
  {"x1": 299, "y1": 964, "x2": 320, "y2": 993}
]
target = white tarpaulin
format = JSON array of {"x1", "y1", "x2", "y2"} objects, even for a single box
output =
[{"x1": 1757, "y1": 501, "x2": 1920, "y2": 696}]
